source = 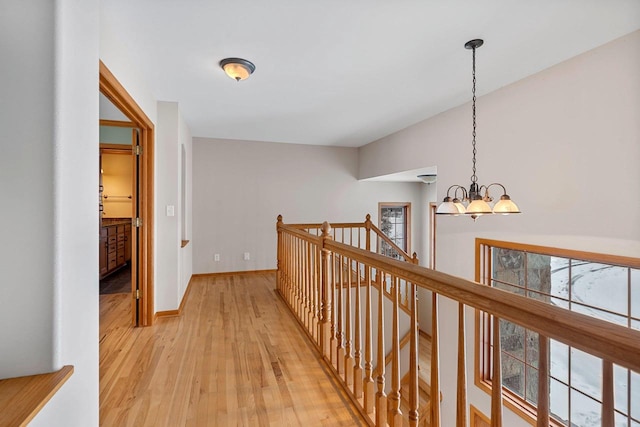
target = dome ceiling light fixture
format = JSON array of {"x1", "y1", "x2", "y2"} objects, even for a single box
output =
[
  {"x1": 436, "y1": 39, "x2": 521, "y2": 221},
  {"x1": 219, "y1": 57, "x2": 255, "y2": 81},
  {"x1": 417, "y1": 174, "x2": 437, "y2": 184}
]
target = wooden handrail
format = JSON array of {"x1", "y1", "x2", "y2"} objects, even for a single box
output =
[
  {"x1": 369, "y1": 222, "x2": 414, "y2": 263},
  {"x1": 282, "y1": 213, "x2": 417, "y2": 266},
  {"x1": 276, "y1": 217, "x2": 640, "y2": 426},
  {"x1": 321, "y1": 237, "x2": 640, "y2": 372}
]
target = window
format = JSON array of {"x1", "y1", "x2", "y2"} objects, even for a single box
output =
[
  {"x1": 475, "y1": 240, "x2": 640, "y2": 427},
  {"x1": 378, "y1": 203, "x2": 411, "y2": 260}
]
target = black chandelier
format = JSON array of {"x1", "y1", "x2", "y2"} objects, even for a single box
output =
[{"x1": 436, "y1": 39, "x2": 520, "y2": 221}]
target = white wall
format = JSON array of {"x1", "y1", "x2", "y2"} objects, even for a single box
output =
[
  {"x1": 156, "y1": 101, "x2": 193, "y2": 312},
  {"x1": 193, "y1": 138, "x2": 425, "y2": 274},
  {"x1": 0, "y1": 0, "x2": 56, "y2": 379},
  {"x1": 101, "y1": 19, "x2": 193, "y2": 314},
  {"x1": 0, "y1": 0, "x2": 101, "y2": 426},
  {"x1": 0, "y1": 6, "x2": 194, "y2": 426},
  {"x1": 358, "y1": 30, "x2": 640, "y2": 426},
  {"x1": 179, "y1": 111, "x2": 193, "y2": 300},
  {"x1": 155, "y1": 102, "x2": 180, "y2": 312}
]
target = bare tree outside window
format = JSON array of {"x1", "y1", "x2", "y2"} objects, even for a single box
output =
[
  {"x1": 477, "y1": 241, "x2": 640, "y2": 427},
  {"x1": 378, "y1": 203, "x2": 410, "y2": 260}
]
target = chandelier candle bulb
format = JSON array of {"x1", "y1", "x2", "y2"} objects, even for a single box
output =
[{"x1": 436, "y1": 38, "x2": 521, "y2": 221}]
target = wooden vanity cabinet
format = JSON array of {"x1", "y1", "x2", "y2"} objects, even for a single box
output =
[
  {"x1": 124, "y1": 224, "x2": 132, "y2": 262},
  {"x1": 100, "y1": 222, "x2": 131, "y2": 279},
  {"x1": 99, "y1": 227, "x2": 108, "y2": 277}
]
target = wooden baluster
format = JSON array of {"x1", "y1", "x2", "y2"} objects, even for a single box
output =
[
  {"x1": 364, "y1": 215, "x2": 371, "y2": 286},
  {"x1": 336, "y1": 253, "x2": 345, "y2": 375},
  {"x1": 276, "y1": 215, "x2": 282, "y2": 293},
  {"x1": 301, "y1": 239, "x2": 306, "y2": 321},
  {"x1": 537, "y1": 335, "x2": 550, "y2": 427},
  {"x1": 403, "y1": 279, "x2": 408, "y2": 310},
  {"x1": 345, "y1": 257, "x2": 354, "y2": 387},
  {"x1": 330, "y1": 251, "x2": 337, "y2": 365},
  {"x1": 431, "y1": 293, "x2": 441, "y2": 427},
  {"x1": 282, "y1": 230, "x2": 286, "y2": 296},
  {"x1": 307, "y1": 241, "x2": 313, "y2": 335},
  {"x1": 299, "y1": 238, "x2": 305, "y2": 324},
  {"x1": 316, "y1": 244, "x2": 322, "y2": 342},
  {"x1": 293, "y1": 238, "x2": 297, "y2": 310},
  {"x1": 296, "y1": 237, "x2": 304, "y2": 318},
  {"x1": 306, "y1": 241, "x2": 312, "y2": 332},
  {"x1": 376, "y1": 272, "x2": 388, "y2": 426},
  {"x1": 286, "y1": 234, "x2": 292, "y2": 306},
  {"x1": 491, "y1": 316, "x2": 503, "y2": 427},
  {"x1": 285, "y1": 233, "x2": 291, "y2": 306},
  {"x1": 354, "y1": 260, "x2": 363, "y2": 398},
  {"x1": 363, "y1": 265, "x2": 375, "y2": 414},
  {"x1": 456, "y1": 303, "x2": 467, "y2": 427},
  {"x1": 290, "y1": 235, "x2": 295, "y2": 309},
  {"x1": 408, "y1": 282, "x2": 419, "y2": 427},
  {"x1": 302, "y1": 239, "x2": 306, "y2": 320},
  {"x1": 602, "y1": 359, "x2": 614, "y2": 427},
  {"x1": 320, "y1": 222, "x2": 333, "y2": 360},
  {"x1": 311, "y1": 244, "x2": 320, "y2": 344},
  {"x1": 389, "y1": 276, "x2": 403, "y2": 426}
]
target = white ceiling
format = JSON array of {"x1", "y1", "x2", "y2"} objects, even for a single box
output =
[
  {"x1": 100, "y1": 0, "x2": 640, "y2": 147},
  {"x1": 99, "y1": 93, "x2": 129, "y2": 121}
]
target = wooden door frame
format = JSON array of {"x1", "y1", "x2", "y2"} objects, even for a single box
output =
[{"x1": 99, "y1": 61, "x2": 155, "y2": 326}]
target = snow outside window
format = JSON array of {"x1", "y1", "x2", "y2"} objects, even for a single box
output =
[{"x1": 476, "y1": 241, "x2": 640, "y2": 427}]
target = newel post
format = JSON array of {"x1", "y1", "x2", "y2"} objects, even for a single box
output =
[
  {"x1": 276, "y1": 215, "x2": 283, "y2": 293},
  {"x1": 320, "y1": 221, "x2": 333, "y2": 360},
  {"x1": 364, "y1": 214, "x2": 372, "y2": 284},
  {"x1": 364, "y1": 214, "x2": 372, "y2": 252}
]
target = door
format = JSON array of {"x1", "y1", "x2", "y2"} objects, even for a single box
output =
[{"x1": 131, "y1": 128, "x2": 141, "y2": 325}]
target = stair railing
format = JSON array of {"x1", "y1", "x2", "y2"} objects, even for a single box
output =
[{"x1": 276, "y1": 216, "x2": 640, "y2": 427}]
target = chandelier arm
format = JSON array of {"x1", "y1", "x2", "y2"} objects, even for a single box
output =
[
  {"x1": 445, "y1": 184, "x2": 461, "y2": 197},
  {"x1": 453, "y1": 185, "x2": 468, "y2": 201},
  {"x1": 485, "y1": 182, "x2": 508, "y2": 196},
  {"x1": 476, "y1": 184, "x2": 491, "y2": 201}
]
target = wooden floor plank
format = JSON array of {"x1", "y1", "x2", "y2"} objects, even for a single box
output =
[{"x1": 100, "y1": 272, "x2": 366, "y2": 426}]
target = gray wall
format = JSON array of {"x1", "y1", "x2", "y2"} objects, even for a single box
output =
[
  {"x1": 358, "y1": 30, "x2": 640, "y2": 427},
  {"x1": 192, "y1": 138, "x2": 425, "y2": 274}
]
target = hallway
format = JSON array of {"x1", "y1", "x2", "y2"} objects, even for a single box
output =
[{"x1": 99, "y1": 272, "x2": 365, "y2": 426}]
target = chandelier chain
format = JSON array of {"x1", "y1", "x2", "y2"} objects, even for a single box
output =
[{"x1": 471, "y1": 46, "x2": 477, "y2": 184}]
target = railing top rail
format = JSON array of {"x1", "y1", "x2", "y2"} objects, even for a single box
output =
[
  {"x1": 323, "y1": 238, "x2": 640, "y2": 373},
  {"x1": 287, "y1": 222, "x2": 365, "y2": 230},
  {"x1": 369, "y1": 222, "x2": 414, "y2": 263},
  {"x1": 278, "y1": 224, "x2": 323, "y2": 244},
  {"x1": 280, "y1": 214, "x2": 416, "y2": 264}
]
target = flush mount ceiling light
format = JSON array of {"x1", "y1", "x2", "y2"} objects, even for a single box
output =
[
  {"x1": 436, "y1": 39, "x2": 521, "y2": 221},
  {"x1": 417, "y1": 174, "x2": 437, "y2": 184},
  {"x1": 219, "y1": 57, "x2": 255, "y2": 81}
]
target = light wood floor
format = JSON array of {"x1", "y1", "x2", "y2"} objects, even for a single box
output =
[{"x1": 99, "y1": 272, "x2": 366, "y2": 426}]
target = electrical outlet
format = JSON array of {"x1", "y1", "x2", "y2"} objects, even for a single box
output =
[
  {"x1": 214, "y1": 254, "x2": 220, "y2": 262},
  {"x1": 243, "y1": 252, "x2": 250, "y2": 261}
]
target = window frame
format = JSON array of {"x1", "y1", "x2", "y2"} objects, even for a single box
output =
[
  {"x1": 474, "y1": 238, "x2": 640, "y2": 426},
  {"x1": 377, "y1": 202, "x2": 411, "y2": 257}
]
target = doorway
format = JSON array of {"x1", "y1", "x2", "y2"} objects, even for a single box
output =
[
  {"x1": 99, "y1": 61, "x2": 155, "y2": 326},
  {"x1": 99, "y1": 140, "x2": 134, "y2": 297}
]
